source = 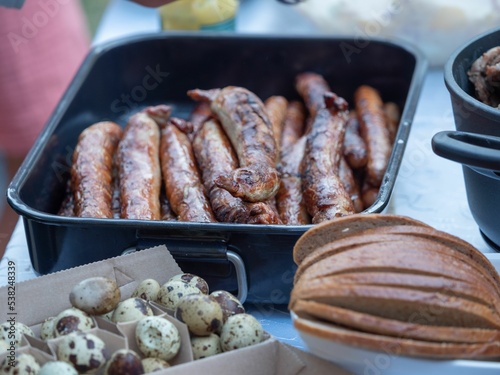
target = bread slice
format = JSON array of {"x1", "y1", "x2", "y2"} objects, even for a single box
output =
[
  {"x1": 294, "y1": 231, "x2": 414, "y2": 283},
  {"x1": 292, "y1": 272, "x2": 500, "y2": 313},
  {"x1": 293, "y1": 313, "x2": 500, "y2": 359},
  {"x1": 291, "y1": 283, "x2": 500, "y2": 329},
  {"x1": 296, "y1": 240, "x2": 499, "y2": 300},
  {"x1": 293, "y1": 214, "x2": 431, "y2": 265},
  {"x1": 296, "y1": 224, "x2": 500, "y2": 290},
  {"x1": 293, "y1": 299, "x2": 500, "y2": 344}
]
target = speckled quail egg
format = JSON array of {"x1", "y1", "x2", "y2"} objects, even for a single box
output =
[
  {"x1": 220, "y1": 313, "x2": 264, "y2": 352},
  {"x1": 210, "y1": 290, "x2": 245, "y2": 322},
  {"x1": 39, "y1": 317, "x2": 55, "y2": 341},
  {"x1": 57, "y1": 332, "x2": 107, "y2": 374},
  {"x1": 167, "y1": 273, "x2": 209, "y2": 294},
  {"x1": 141, "y1": 357, "x2": 170, "y2": 372},
  {"x1": 131, "y1": 279, "x2": 160, "y2": 301},
  {"x1": 174, "y1": 294, "x2": 223, "y2": 336},
  {"x1": 39, "y1": 360, "x2": 78, "y2": 375},
  {"x1": 0, "y1": 322, "x2": 34, "y2": 346},
  {"x1": 69, "y1": 276, "x2": 121, "y2": 315},
  {"x1": 0, "y1": 341, "x2": 8, "y2": 355},
  {"x1": 111, "y1": 298, "x2": 153, "y2": 323},
  {"x1": 52, "y1": 307, "x2": 96, "y2": 337},
  {"x1": 156, "y1": 280, "x2": 203, "y2": 311},
  {"x1": 103, "y1": 349, "x2": 144, "y2": 375},
  {"x1": 0, "y1": 353, "x2": 40, "y2": 375},
  {"x1": 135, "y1": 316, "x2": 180, "y2": 361},
  {"x1": 190, "y1": 333, "x2": 222, "y2": 360}
]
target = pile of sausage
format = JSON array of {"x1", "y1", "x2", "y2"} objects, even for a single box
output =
[{"x1": 59, "y1": 72, "x2": 399, "y2": 225}]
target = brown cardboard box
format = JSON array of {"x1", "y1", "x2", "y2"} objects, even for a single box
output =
[{"x1": 0, "y1": 246, "x2": 350, "y2": 374}]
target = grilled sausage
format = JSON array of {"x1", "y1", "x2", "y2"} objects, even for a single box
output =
[
  {"x1": 384, "y1": 102, "x2": 400, "y2": 144},
  {"x1": 118, "y1": 106, "x2": 167, "y2": 220},
  {"x1": 193, "y1": 119, "x2": 281, "y2": 224},
  {"x1": 301, "y1": 93, "x2": 355, "y2": 223},
  {"x1": 264, "y1": 95, "x2": 288, "y2": 158},
  {"x1": 71, "y1": 121, "x2": 123, "y2": 218},
  {"x1": 187, "y1": 86, "x2": 280, "y2": 202},
  {"x1": 276, "y1": 136, "x2": 311, "y2": 225},
  {"x1": 160, "y1": 118, "x2": 216, "y2": 223},
  {"x1": 280, "y1": 100, "x2": 306, "y2": 155},
  {"x1": 355, "y1": 85, "x2": 392, "y2": 187},
  {"x1": 188, "y1": 101, "x2": 213, "y2": 141},
  {"x1": 343, "y1": 111, "x2": 368, "y2": 169},
  {"x1": 361, "y1": 180, "x2": 380, "y2": 209},
  {"x1": 58, "y1": 179, "x2": 75, "y2": 217},
  {"x1": 339, "y1": 156, "x2": 364, "y2": 213},
  {"x1": 295, "y1": 72, "x2": 330, "y2": 120}
]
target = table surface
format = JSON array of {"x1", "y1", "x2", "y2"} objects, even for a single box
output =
[{"x1": 2, "y1": 0, "x2": 500, "y2": 352}]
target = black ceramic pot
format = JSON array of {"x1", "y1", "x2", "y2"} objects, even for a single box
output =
[
  {"x1": 435, "y1": 27, "x2": 500, "y2": 249},
  {"x1": 432, "y1": 131, "x2": 500, "y2": 249}
]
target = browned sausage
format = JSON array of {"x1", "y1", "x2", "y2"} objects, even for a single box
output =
[
  {"x1": 361, "y1": 180, "x2": 380, "y2": 209},
  {"x1": 71, "y1": 121, "x2": 123, "y2": 218},
  {"x1": 354, "y1": 85, "x2": 391, "y2": 187},
  {"x1": 58, "y1": 179, "x2": 74, "y2": 217},
  {"x1": 187, "y1": 86, "x2": 279, "y2": 202},
  {"x1": 188, "y1": 102, "x2": 213, "y2": 142},
  {"x1": 280, "y1": 100, "x2": 306, "y2": 155},
  {"x1": 343, "y1": 111, "x2": 368, "y2": 169},
  {"x1": 160, "y1": 118, "x2": 216, "y2": 223},
  {"x1": 276, "y1": 136, "x2": 311, "y2": 225},
  {"x1": 193, "y1": 119, "x2": 281, "y2": 224},
  {"x1": 160, "y1": 188, "x2": 176, "y2": 221},
  {"x1": 295, "y1": 72, "x2": 330, "y2": 120},
  {"x1": 301, "y1": 93, "x2": 355, "y2": 223},
  {"x1": 264, "y1": 95, "x2": 288, "y2": 158},
  {"x1": 338, "y1": 156, "x2": 364, "y2": 213},
  {"x1": 118, "y1": 106, "x2": 167, "y2": 220},
  {"x1": 384, "y1": 101, "x2": 400, "y2": 144}
]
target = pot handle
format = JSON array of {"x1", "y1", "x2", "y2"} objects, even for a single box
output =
[{"x1": 431, "y1": 131, "x2": 500, "y2": 175}]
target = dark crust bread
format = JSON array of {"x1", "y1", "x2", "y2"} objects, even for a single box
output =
[
  {"x1": 291, "y1": 272, "x2": 500, "y2": 314},
  {"x1": 295, "y1": 224, "x2": 500, "y2": 296},
  {"x1": 293, "y1": 214, "x2": 431, "y2": 265},
  {"x1": 293, "y1": 313, "x2": 500, "y2": 359},
  {"x1": 291, "y1": 283, "x2": 500, "y2": 330},
  {"x1": 296, "y1": 240, "x2": 500, "y2": 303},
  {"x1": 293, "y1": 299, "x2": 500, "y2": 344}
]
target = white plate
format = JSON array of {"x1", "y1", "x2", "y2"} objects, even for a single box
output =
[{"x1": 291, "y1": 312, "x2": 500, "y2": 375}]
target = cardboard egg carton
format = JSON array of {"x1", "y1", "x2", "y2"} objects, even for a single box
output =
[{"x1": 0, "y1": 246, "x2": 350, "y2": 374}]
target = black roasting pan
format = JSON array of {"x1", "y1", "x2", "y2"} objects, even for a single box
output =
[{"x1": 7, "y1": 33, "x2": 426, "y2": 303}]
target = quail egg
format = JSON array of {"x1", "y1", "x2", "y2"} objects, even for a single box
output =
[
  {"x1": 57, "y1": 332, "x2": 107, "y2": 374},
  {"x1": 111, "y1": 298, "x2": 153, "y2": 323},
  {"x1": 0, "y1": 322, "x2": 34, "y2": 346},
  {"x1": 0, "y1": 353, "x2": 40, "y2": 375},
  {"x1": 174, "y1": 294, "x2": 223, "y2": 336},
  {"x1": 210, "y1": 290, "x2": 245, "y2": 322},
  {"x1": 190, "y1": 333, "x2": 222, "y2": 360},
  {"x1": 39, "y1": 360, "x2": 78, "y2": 375},
  {"x1": 167, "y1": 273, "x2": 209, "y2": 294},
  {"x1": 220, "y1": 313, "x2": 264, "y2": 352},
  {"x1": 53, "y1": 307, "x2": 95, "y2": 337},
  {"x1": 131, "y1": 279, "x2": 160, "y2": 301},
  {"x1": 39, "y1": 317, "x2": 55, "y2": 341},
  {"x1": 156, "y1": 280, "x2": 203, "y2": 311},
  {"x1": 141, "y1": 357, "x2": 170, "y2": 372},
  {"x1": 135, "y1": 316, "x2": 180, "y2": 361},
  {"x1": 104, "y1": 349, "x2": 144, "y2": 375},
  {"x1": 70, "y1": 276, "x2": 121, "y2": 315}
]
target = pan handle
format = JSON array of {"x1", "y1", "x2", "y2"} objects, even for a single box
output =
[
  {"x1": 121, "y1": 242, "x2": 248, "y2": 304},
  {"x1": 431, "y1": 130, "x2": 500, "y2": 179}
]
